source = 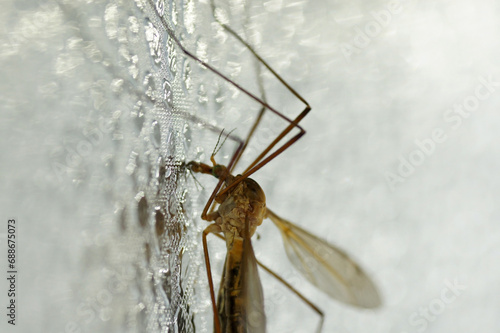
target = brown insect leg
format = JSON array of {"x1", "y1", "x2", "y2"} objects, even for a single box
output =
[
  {"x1": 256, "y1": 259, "x2": 325, "y2": 333},
  {"x1": 208, "y1": 0, "x2": 312, "y2": 198},
  {"x1": 217, "y1": 104, "x2": 310, "y2": 199},
  {"x1": 211, "y1": 232, "x2": 324, "y2": 332},
  {"x1": 228, "y1": 36, "x2": 269, "y2": 174},
  {"x1": 203, "y1": 223, "x2": 223, "y2": 333},
  {"x1": 210, "y1": 0, "x2": 309, "y2": 106},
  {"x1": 230, "y1": 105, "x2": 266, "y2": 175}
]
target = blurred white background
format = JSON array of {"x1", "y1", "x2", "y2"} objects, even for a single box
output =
[
  {"x1": 1, "y1": 0, "x2": 500, "y2": 332},
  {"x1": 247, "y1": 1, "x2": 500, "y2": 332}
]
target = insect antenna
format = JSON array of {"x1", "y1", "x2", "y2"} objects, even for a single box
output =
[
  {"x1": 188, "y1": 168, "x2": 205, "y2": 191},
  {"x1": 211, "y1": 128, "x2": 237, "y2": 163}
]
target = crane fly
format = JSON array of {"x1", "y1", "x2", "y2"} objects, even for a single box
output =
[
  {"x1": 148, "y1": 0, "x2": 382, "y2": 331},
  {"x1": 188, "y1": 149, "x2": 382, "y2": 333},
  {"x1": 188, "y1": 132, "x2": 382, "y2": 333}
]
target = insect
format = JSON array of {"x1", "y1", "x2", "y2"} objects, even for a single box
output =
[
  {"x1": 150, "y1": 0, "x2": 382, "y2": 331},
  {"x1": 188, "y1": 149, "x2": 382, "y2": 333}
]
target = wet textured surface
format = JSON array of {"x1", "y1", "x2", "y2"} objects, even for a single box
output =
[{"x1": 2, "y1": 1, "x2": 500, "y2": 333}]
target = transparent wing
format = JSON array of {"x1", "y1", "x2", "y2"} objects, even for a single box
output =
[
  {"x1": 267, "y1": 208, "x2": 381, "y2": 308},
  {"x1": 241, "y1": 232, "x2": 266, "y2": 333}
]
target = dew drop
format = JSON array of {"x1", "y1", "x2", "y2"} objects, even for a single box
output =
[
  {"x1": 144, "y1": 20, "x2": 162, "y2": 64},
  {"x1": 128, "y1": 16, "x2": 139, "y2": 34},
  {"x1": 132, "y1": 101, "x2": 145, "y2": 134},
  {"x1": 182, "y1": 58, "x2": 192, "y2": 93},
  {"x1": 137, "y1": 195, "x2": 148, "y2": 229},
  {"x1": 162, "y1": 79, "x2": 173, "y2": 110},
  {"x1": 152, "y1": 120, "x2": 161, "y2": 147},
  {"x1": 155, "y1": 0, "x2": 165, "y2": 16},
  {"x1": 110, "y1": 78, "x2": 124, "y2": 93},
  {"x1": 155, "y1": 210, "x2": 166, "y2": 238}
]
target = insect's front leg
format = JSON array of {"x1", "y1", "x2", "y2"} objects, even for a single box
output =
[{"x1": 204, "y1": 211, "x2": 220, "y2": 223}]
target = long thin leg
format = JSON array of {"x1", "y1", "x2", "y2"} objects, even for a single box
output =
[
  {"x1": 203, "y1": 224, "x2": 223, "y2": 333},
  {"x1": 148, "y1": 0, "x2": 312, "y2": 215},
  {"x1": 209, "y1": 0, "x2": 312, "y2": 193},
  {"x1": 256, "y1": 259, "x2": 325, "y2": 333},
  {"x1": 210, "y1": 0, "x2": 309, "y2": 106},
  {"x1": 211, "y1": 232, "x2": 324, "y2": 333},
  {"x1": 190, "y1": 107, "x2": 310, "y2": 223},
  {"x1": 148, "y1": 0, "x2": 304, "y2": 131},
  {"x1": 216, "y1": 106, "x2": 309, "y2": 200},
  {"x1": 226, "y1": 0, "x2": 269, "y2": 174}
]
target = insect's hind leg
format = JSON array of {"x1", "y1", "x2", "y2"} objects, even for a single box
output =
[
  {"x1": 211, "y1": 232, "x2": 324, "y2": 333},
  {"x1": 256, "y1": 259, "x2": 325, "y2": 333},
  {"x1": 228, "y1": 23, "x2": 271, "y2": 174},
  {"x1": 203, "y1": 223, "x2": 223, "y2": 333},
  {"x1": 208, "y1": 0, "x2": 269, "y2": 174},
  {"x1": 210, "y1": 0, "x2": 309, "y2": 107}
]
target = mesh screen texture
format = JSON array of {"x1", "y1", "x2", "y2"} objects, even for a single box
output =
[
  {"x1": 0, "y1": 0, "x2": 212, "y2": 332},
  {"x1": 2, "y1": 1, "x2": 500, "y2": 333}
]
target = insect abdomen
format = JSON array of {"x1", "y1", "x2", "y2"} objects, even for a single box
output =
[{"x1": 218, "y1": 238, "x2": 246, "y2": 333}]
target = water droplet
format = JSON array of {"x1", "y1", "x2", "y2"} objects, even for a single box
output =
[
  {"x1": 165, "y1": 129, "x2": 175, "y2": 157},
  {"x1": 166, "y1": 36, "x2": 177, "y2": 78},
  {"x1": 126, "y1": 151, "x2": 139, "y2": 175},
  {"x1": 104, "y1": 4, "x2": 119, "y2": 40},
  {"x1": 183, "y1": 123, "x2": 191, "y2": 148},
  {"x1": 195, "y1": 146, "x2": 205, "y2": 161},
  {"x1": 137, "y1": 195, "x2": 148, "y2": 228},
  {"x1": 165, "y1": 167, "x2": 172, "y2": 179},
  {"x1": 132, "y1": 101, "x2": 145, "y2": 134},
  {"x1": 143, "y1": 72, "x2": 156, "y2": 101},
  {"x1": 182, "y1": 58, "x2": 192, "y2": 93},
  {"x1": 156, "y1": 155, "x2": 165, "y2": 179},
  {"x1": 155, "y1": 0, "x2": 165, "y2": 16},
  {"x1": 110, "y1": 78, "x2": 124, "y2": 93},
  {"x1": 197, "y1": 83, "x2": 208, "y2": 104},
  {"x1": 128, "y1": 63, "x2": 139, "y2": 79},
  {"x1": 171, "y1": 0, "x2": 178, "y2": 26},
  {"x1": 128, "y1": 16, "x2": 139, "y2": 34},
  {"x1": 162, "y1": 79, "x2": 173, "y2": 109},
  {"x1": 155, "y1": 210, "x2": 165, "y2": 238},
  {"x1": 118, "y1": 207, "x2": 127, "y2": 231},
  {"x1": 152, "y1": 120, "x2": 161, "y2": 147},
  {"x1": 144, "y1": 20, "x2": 162, "y2": 64}
]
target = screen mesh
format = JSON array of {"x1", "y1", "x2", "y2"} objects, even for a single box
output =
[{"x1": 0, "y1": 0, "x2": 227, "y2": 332}]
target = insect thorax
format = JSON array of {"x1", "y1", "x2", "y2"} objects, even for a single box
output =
[{"x1": 217, "y1": 177, "x2": 266, "y2": 245}]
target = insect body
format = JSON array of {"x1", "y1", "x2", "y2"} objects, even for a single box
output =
[
  {"x1": 189, "y1": 158, "x2": 381, "y2": 333},
  {"x1": 189, "y1": 161, "x2": 267, "y2": 332}
]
